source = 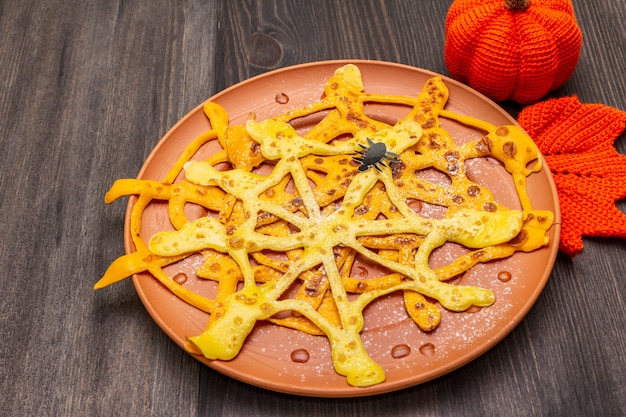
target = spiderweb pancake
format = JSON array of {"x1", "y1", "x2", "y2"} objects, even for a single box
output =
[{"x1": 96, "y1": 64, "x2": 554, "y2": 388}]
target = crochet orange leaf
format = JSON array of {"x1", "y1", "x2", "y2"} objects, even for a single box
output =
[{"x1": 518, "y1": 97, "x2": 626, "y2": 256}]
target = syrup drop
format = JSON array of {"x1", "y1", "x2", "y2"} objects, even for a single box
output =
[
  {"x1": 497, "y1": 271, "x2": 512, "y2": 282},
  {"x1": 173, "y1": 273, "x2": 188, "y2": 284},
  {"x1": 419, "y1": 343, "x2": 435, "y2": 357},
  {"x1": 275, "y1": 92, "x2": 289, "y2": 104},
  {"x1": 356, "y1": 265, "x2": 368, "y2": 278},
  {"x1": 391, "y1": 344, "x2": 411, "y2": 359},
  {"x1": 407, "y1": 198, "x2": 423, "y2": 213},
  {"x1": 290, "y1": 349, "x2": 310, "y2": 363}
]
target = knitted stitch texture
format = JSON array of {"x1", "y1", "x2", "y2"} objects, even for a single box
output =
[
  {"x1": 444, "y1": 0, "x2": 582, "y2": 104},
  {"x1": 518, "y1": 97, "x2": 626, "y2": 256}
]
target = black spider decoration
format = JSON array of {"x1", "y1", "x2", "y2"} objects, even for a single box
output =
[{"x1": 352, "y1": 137, "x2": 400, "y2": 172}]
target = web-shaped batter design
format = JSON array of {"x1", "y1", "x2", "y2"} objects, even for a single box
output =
[{"x1": 97, "y1": 64, "x2": 554, "y2": 387}]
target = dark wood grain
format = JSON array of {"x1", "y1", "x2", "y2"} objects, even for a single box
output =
[{"x1": 0, "y1": 1, "x2": 624, "y2": 416}]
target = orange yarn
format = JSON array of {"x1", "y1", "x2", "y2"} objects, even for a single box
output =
[
  {"x1": 518, "y1": 97, "x2": 626, "y2": 256},
  {"x1": 445, "y1": 0, "x2": 582, "y2": 104}
]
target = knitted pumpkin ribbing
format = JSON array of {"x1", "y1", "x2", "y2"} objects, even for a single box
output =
[{"x1": 445, "y1": 0, "x2": 583, "y2": 104}]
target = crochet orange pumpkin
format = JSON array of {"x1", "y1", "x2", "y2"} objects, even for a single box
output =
[{"x1": 444, "y1": 0, "x2": 583, "y2": 104}]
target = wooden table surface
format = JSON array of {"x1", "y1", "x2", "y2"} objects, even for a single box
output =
[{"x1": 1, "y1": 1, "x2": 624, "y2": 416}]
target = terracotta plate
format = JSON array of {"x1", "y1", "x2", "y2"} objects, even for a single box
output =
[{"x1": 125, "y1": 60, "x2": 561, "y2": 397}]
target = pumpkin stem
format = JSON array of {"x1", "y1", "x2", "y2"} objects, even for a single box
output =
[{"x1": 505, "y1": 0, "x2": 530, "y2": 11}]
